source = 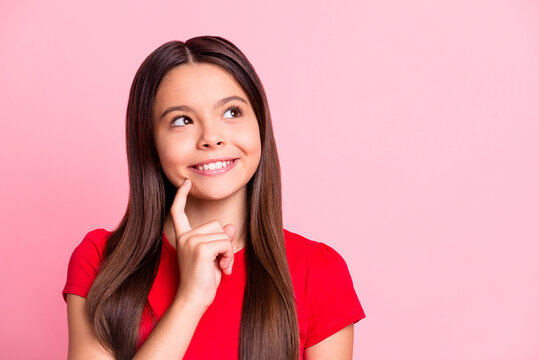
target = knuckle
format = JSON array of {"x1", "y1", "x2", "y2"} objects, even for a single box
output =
[
  {"x1": 180, "y1": 232, "x2": 196, "y2": 248},
  {"x1": 209, "y1": 220, "x2": 223, "y2": 230},
  {"x1": 193, "y1": 242, "x2": 205, "y2": 257},
  {"x1": 184, "y1": 236, "x2": 197, "y2": 249},
  {"x1": 178, "y1": 232, "x2": 189, "y2": 244}
]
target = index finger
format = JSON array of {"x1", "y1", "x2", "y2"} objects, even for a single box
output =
[{"x1": 170, "y1": 178, "x2": 192, "y2": 236}]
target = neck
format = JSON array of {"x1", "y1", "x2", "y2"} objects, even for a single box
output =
[{"x1": 164, "y1": 187, "x2": 248, "y2": 253}]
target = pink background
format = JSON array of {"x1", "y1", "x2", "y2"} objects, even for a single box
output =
[{"x1": 1, "y1": 0, "x2": 538, "y2": 359}]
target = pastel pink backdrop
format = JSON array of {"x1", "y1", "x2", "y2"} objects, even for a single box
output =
[{"x1": 1, "y1": 0, "x2": 538, "y2": 359}]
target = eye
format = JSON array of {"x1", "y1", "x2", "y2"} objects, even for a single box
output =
[
  {"x1": 170, "y1": 116, "x2": 193, "y2": 127},
  {"x1": 223, "y1": 106, "x2": 243, "y2": 119}
]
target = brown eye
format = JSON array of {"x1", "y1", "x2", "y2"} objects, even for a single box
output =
[
  {"x1": 171, "y1": 116, "x2": 192, "y2": 127},
  {"x1": 223, "y1": 106, "x2": 243, "y2": 119}
]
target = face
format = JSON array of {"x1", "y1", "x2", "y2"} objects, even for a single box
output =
[{"x1": 153, "y1": 63, "x2": 262, "y2": 201}]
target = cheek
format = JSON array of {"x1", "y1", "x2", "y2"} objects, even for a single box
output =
[
  {"x1": 155, "y1": 138, "x2": 190, "y2": 179},
  {"x1": 239, "y1": 124, "x2": 262, "y2": 164},
  {"x1": 253, "y1": 138, "x2": 262, "y2": 165}
]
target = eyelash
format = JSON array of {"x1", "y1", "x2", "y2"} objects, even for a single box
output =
[
  {"x1": 169, "y1": 105, "x2": 244, "y2": 127},
  {"x1": 224, "y1": 105, "x2": 243, "y2": 118}
]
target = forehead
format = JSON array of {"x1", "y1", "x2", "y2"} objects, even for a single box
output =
[{"x1": 155, "y1": 63, "x2": 247, "y2": 107}]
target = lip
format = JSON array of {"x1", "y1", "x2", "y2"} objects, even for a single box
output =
[
  {"x1": 189, "y1": 158, "x2": 239, "y2": 176},
  {"x1": 190, "y1": 157, "x2": 238, "y2": 167}
]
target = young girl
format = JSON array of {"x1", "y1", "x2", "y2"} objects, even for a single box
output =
[{"x1": 63, "y1": 36, "x2": 365, "y2": 360}]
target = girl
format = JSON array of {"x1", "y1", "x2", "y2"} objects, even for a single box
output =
[{"x1": 63, "y1": 36, "x2": 365, "y2": 360}]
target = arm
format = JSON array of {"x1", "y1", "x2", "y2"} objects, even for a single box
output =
[
  {"x1": 67, "y1": 293, "x2": 207, "y2": 360},
  {"x1": 132, "y1": 292, "x2": 206, "y2": 359},
  {"x1": 67, "y1": 294, "x2": 114, "y2": 360},
  {"x1": 304, "y1": 324, "x2": 354, "y2": 360},
  {"x1": 67, "y1": 179, "x2": 235, "y2": 359}
]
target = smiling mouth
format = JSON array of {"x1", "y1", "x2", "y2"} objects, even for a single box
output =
[
  {"x1": 191, "y1": 159, "x2": 235, "y2": 171},
  {"x1": 189, "y1": 158, "x2": 239, "y2": 176}
]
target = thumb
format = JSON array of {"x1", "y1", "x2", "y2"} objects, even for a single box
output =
[{"x1": 223, "y1": 224, "x2": 236, "y2": 243}]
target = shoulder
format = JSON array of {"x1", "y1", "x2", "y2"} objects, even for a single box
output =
[
  {"x1": 70, "y1": 228, "x2": 111, "y2": 263},
  {"x1": 283, "y1": 228, "x2": 349, "y2": 272},
  {"x1": 283, "y1": 228, "x2": 355, "y2": 295},
  {"x1": 63, "y1": 228, "x2": 112, "y2": 301}
]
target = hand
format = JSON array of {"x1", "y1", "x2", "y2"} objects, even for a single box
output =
[{"x1": 169, "y1": 179, "x2": 237, "y2": 309}]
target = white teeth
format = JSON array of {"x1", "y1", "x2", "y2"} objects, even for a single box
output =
[{"x1": 196, "y1": 160, "x2": 234, "y2": 171}]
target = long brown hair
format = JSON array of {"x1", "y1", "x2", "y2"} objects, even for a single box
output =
[{"x1": 86, "y1": 36, "x2": 299, "y2": 360}]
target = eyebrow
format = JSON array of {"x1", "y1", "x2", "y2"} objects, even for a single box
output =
[{"x1": 159, "y1": 95, "x2": 248, "y2": 120}]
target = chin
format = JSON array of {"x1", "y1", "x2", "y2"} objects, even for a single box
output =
[{"x1": 190, "y1": 185, "x2": 245, "y2": 202}]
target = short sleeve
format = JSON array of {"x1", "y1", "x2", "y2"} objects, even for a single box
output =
[
  {"x1": 62, "y1": 229, "x2": 110, "y2": 302},
  {"x1": 305, "y1": 242, "x2": 365, "y2": 348}
]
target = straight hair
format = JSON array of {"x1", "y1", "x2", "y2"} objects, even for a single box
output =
[{"x1": 86, "y1": 36, "x2": 299, "y2": 360}]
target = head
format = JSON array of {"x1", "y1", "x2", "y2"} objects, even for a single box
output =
[
  {"x1": 125, "y1": 36, "x2": 278, "y2": 213},
  {"x1": 152, "y1": 62, "x2": 261, "y2": 202}
]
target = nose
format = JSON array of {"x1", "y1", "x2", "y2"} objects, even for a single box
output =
[{"x1": 197, "y1": 122, "x2": 226, "y2": 150}]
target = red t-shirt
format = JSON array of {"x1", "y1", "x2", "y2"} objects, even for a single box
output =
[{"x1": 63, "y1": 228, "x2": 365, "y2": 359}]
